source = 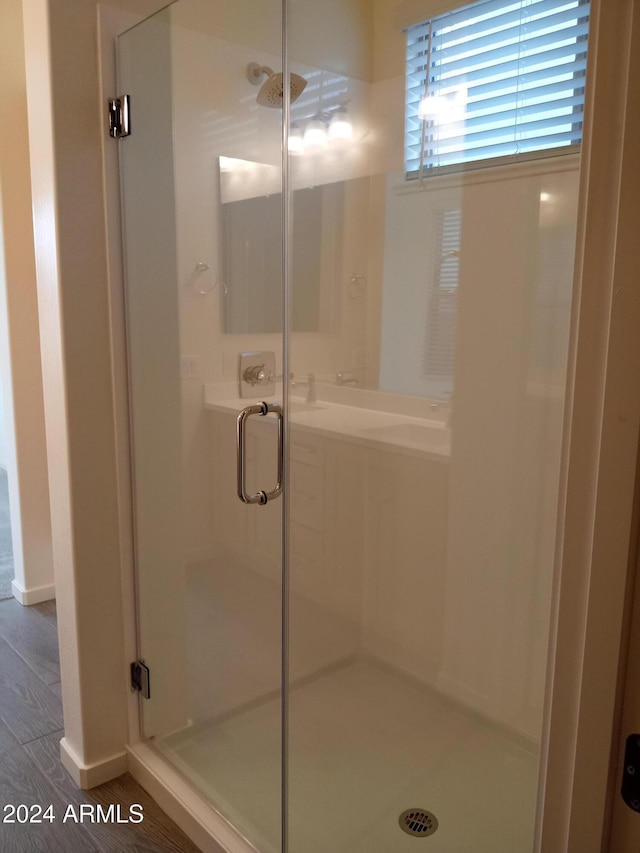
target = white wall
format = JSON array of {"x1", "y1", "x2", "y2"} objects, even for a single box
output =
[
  {"x1": 362, "y1": 0, "x2": 581, "y2": 738},
  {"x1": 439, "y1": 164, "x2": 578, "y2": 734},
  {"x1": 0, "y1": 0, "x2": 54, "y2": 605},
  {"x1": 21, "y1": 0, "x2": 164, "y2": 787}
]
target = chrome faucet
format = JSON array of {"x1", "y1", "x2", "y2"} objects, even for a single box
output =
[
  {"x1": 336, "y1": 371, "x2": 358, "y2": 387},
  {"x1": 290, "y1": 373, "x2": 316, "y2": 403}
]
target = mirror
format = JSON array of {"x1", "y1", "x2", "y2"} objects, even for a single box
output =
[{"x1": 220, "y1": 159, "x2": 344, "y2": 334}]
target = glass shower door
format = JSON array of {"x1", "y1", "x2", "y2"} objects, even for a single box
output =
[
  {"x1": 117, "y1": 0, "x2": 590, "y2": 850},
  {"x1": 285, "y1": 1, "x2": 587, "y2": 851},
  {"x1": 117, "y1": 4, "x2": 286, "y2": 851}
]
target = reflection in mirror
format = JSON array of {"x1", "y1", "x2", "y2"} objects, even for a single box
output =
[{"x1": 220, "y1": 158, "x2": 344, "y2": 334}]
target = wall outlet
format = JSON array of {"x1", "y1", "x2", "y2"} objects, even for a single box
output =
[{"x1": 180, "y1": 355, "x2": 199, "y2": 379}]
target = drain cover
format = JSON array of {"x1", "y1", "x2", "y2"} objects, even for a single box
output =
[{"x1": 398, "y1": 808, "x2": 438, "y2": 838}]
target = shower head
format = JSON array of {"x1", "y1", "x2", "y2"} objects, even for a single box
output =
[{"x1": 246, "y1": 63, "x2": 307, "y2": 108}]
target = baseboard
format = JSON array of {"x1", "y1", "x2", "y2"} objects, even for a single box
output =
[
  {"x1": 11, "y1": 579, "x2": 55, "y2": 606},
  {"x1": 60, "y1": 736, "x2": 128, "y2": 789},
  {"x1": 127, "y1": 741, "x2": 258, "y2": 853}
]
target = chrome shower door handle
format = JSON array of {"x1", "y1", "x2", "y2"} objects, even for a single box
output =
[{"x1": 236, "y1": 401, "x2": 284, "y2": 505}]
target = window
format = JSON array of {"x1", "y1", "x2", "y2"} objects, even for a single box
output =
[
  {"x1": 423, "y1": 209, "x2": 461, "y2": 382},
  {"x1": 405, "y1": 0, "x2": 590, "y2": 177}
]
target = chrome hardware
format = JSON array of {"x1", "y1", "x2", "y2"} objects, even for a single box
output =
[
  {"x1": 130, "y1": 660, "x2": 150, "y2": 699},
  {"x1": 191, "y1": 262, "x2": 216, "y2": 295},
  {"x1": 238, "y1": 351, "x2": 276, "y2": 398},
  {"x1": 244, "y1": 364, "x2": 275, "y2": 386},
  {"x1": 290, "y1": 372, "x2": 316, "y2": 403},
  {"x1": 108, "y1": 95, "x2": 131, "y2": 139},
  {"x1": 336, "y1": 371, "x2": 358, "y2": 386},
  {"x1": 236, "y1": 402, "x2": 283, "y2": 505},
  {"x1": 622, "y1": 735, "x2": 640, "y2": 812},
  {"x1": 243, "y1": 359, "x2": 287, "y2": 388}
]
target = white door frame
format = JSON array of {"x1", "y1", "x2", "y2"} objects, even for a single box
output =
[{"x1": 539, "y1": 0, "x2": 640, "y2": 850}]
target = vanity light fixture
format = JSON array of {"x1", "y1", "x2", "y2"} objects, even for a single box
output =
[{"x1": 292, "y1": 106, "x2": 354, "y2": 155}]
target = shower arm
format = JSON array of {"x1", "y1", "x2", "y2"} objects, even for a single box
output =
[{"x1": 247, "y1": 63, "x2": 275, "y2": 85}]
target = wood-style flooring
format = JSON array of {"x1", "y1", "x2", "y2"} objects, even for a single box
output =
[{"x1": 0, "y1": 597, "x2": 201, "y2": 852}]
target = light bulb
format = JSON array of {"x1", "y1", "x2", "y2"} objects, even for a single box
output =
[
  {"x1": 328, "y1": 107, "x2": 352, "y2": 140},
  {"x1": 303, "y1": 115, "x2": 328, "y2": 149},
  {"x1": 288, "y1": 124, "x2": 305, "y2": 155}
]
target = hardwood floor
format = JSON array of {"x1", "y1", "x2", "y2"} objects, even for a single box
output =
[{"x1": 0, "y1": 598, "x2": 201, "y2": 852}]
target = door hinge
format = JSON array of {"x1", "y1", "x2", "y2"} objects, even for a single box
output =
[
  {"x1": 622, "y1": 734, "x2": 640, "y2": 811},
  {"x1": 130, "y1": 660, "x2": 150, "y2": 699},
  {"x1": 108, "y1": 95, "x2": 131, "y2": 139}
]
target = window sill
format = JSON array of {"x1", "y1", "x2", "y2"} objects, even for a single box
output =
[{"x1": 395, "y1": 150, "x2": 581, "y2": 195}]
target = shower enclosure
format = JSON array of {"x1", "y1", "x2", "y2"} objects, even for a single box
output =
[{"x1": 116, "y1": 1, "x2": 588, "y2": 850}]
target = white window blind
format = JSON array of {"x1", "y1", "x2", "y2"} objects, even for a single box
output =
[
  {"x1": 405, "y1": 0, "x2": 590, "y2": 176},
  {"x1": 423, "y1": 210, "x2": 461, "y2": 382}
]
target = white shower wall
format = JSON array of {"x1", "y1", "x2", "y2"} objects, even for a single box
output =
[{"x1": 134, "y1": 0, "x2": 582, "y2": 743}]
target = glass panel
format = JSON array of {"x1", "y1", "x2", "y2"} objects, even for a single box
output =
[
  {"x1": 117, "y1": 3, "x2": 284, "y2": 850},
  {"x1": 286, "y1": 1, "x2": 583, "y2": 850}
]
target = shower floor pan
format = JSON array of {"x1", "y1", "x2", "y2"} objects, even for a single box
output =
[{"x1": 156, "y1": 660, "x2": 539, "y2": 853}]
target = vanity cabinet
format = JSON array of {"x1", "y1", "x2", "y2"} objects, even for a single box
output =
[
  {"x1": 209, "y1": 408, "x2": 450, "y2": 688},
  {"x1": 362, "y1": 453, "x2": 449, "y2": 685}
]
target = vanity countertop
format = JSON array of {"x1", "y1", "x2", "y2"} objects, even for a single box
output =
[{"x1": 204, "y1": 388, "x2": 450, "y2": 462}]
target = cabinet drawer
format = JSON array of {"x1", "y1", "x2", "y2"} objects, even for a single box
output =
[{"x1": 290, "y1": 430, "x2": 324, "y2": 469}]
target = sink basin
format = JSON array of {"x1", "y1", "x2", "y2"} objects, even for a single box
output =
[{"x1": 363, "y1": 422, "x2": 449, "y2": 449}]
